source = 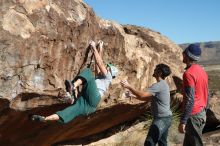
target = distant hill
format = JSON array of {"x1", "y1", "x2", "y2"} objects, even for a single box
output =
[{"x1": 179, "y1": 41, "x2": 220, "y2": 65}]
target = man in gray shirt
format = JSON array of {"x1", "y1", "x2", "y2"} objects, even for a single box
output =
[
  {"x1": 121, "y1": 64, "x2": 172, "y2": 146},
  {"x1": 148, "y1": 80, "x2": 172, "y2": 118}
]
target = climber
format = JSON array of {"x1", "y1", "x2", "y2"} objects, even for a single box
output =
[{"x1": 30, "y1": 40, "x2": 118, "y2": 123}]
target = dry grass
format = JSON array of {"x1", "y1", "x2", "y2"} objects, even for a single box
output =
[{"x1": 207, "y1": 70, "x2": 220, "y2": 93}]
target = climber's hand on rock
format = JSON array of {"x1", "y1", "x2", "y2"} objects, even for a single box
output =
[
  {"x1": 97, "y1": 40, "x2": 104, "y2": 49},
  {"x1": 89, "y1": 41, "x2": 96, "y2": 50}
]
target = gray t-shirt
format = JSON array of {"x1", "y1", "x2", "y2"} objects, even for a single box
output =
[
  {"x1": 146, "y1": 80, "x2": 172, "y2": 118},
  {"x1": 95, "y1": 72, "x2": 112, "y2": 97}
]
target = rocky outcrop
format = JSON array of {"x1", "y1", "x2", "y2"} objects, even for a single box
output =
[
  {"x1": 205, "y1": 91, "x2": 220, "y2": 132},
  {"x1": 0, "y1": 0, "x2": 184, "y2": 145}
]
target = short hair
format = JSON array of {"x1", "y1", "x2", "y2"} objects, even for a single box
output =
[{"x1": 156, "y1": 64, "x2": 171, "y2": 79}]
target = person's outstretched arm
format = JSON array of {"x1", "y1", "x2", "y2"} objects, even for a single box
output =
[
  {"x1": 94, "y1": 40, "x2": 104, "y2": 75},
  {"x1": 121, "y1": 80, "x2": 152, "y2": 101},
  {"x1": 89, "y1": 41, "x2": 108, "y2": 76}
]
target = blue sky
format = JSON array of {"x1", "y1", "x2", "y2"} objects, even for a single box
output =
[{"x1": 84, "y1": 0, "x2": 220, "y2": 44}]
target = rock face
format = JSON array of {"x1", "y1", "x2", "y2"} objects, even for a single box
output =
[
  {"x1": 205, "y1": 92, "x2": 220, "y2": 132},
  {"x1": 0, "y1": 0, "x2": 184, "y2": 145}
]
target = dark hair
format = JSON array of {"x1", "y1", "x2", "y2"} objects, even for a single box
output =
[{"x1": 156, "y1": 64, "x2": 171, "y2": 79}]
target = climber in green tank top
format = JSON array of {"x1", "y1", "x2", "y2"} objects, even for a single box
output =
[{"x1": 30, "y1": 40, "x2": 118, "y2": 123}]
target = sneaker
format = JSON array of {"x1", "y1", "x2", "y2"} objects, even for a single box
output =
[{"x1": 30, "y1": 115, "x2": 45, "y2": 122}]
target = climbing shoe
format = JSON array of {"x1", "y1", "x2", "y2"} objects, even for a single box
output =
[
  {"x1": 58, "y1": 91, "x2": 75, "y2": 104},
  {"x1": 64, "y1": 80, "x2": 73, "y2": 95},
  {"x1": 30, "y1": 115, "x2": 46, "y2": 122}
]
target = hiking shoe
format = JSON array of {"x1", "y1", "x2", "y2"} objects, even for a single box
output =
[{"x1": 31, "y1": 115, "x2": 46, "y2": 122}]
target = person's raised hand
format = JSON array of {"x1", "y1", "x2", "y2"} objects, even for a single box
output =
[
  {"x1": 97, "y1": 40, "x2": 104, "y2": 49},
  {"x1": 120, "y1": 80, "x2": 131, "y2": 89},
  {"x1": 89, "y1": 40, "x2": 96, "y2": 50}
]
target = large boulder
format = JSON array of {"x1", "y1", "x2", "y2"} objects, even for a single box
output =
[
  {"x1": 0, "y1": 0, "x2": 184, "y2": 145},
  {"x1": 205, "y1": 91, "x2": 220, "y2": 132}
]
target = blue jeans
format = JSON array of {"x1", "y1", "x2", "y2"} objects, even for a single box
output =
[{"x1": 144, "y1": 116, "x2": 172, "y2": 146}]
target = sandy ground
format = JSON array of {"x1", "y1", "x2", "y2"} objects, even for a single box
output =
[
  {"x1": 203, "y1": 128, "x2": 220, "y2": 146},
  {"x1": 66, "y1": 123, "x2": 220, "y2": 146}
]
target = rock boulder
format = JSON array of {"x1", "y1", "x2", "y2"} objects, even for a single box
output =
[{"x1": 0, "y1": 0, "x2": 184, "y2": 145}]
